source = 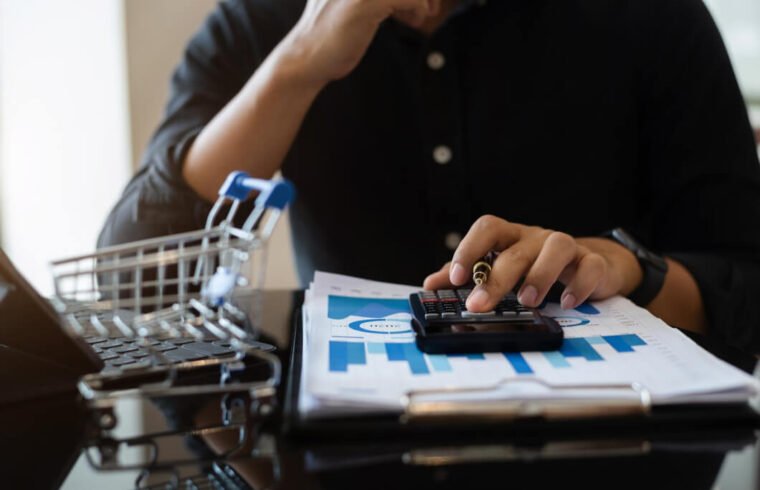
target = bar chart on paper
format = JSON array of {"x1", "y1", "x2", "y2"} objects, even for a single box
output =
[
  {"x1": 324, "y1": 293, "x2": 653, "y2": 378},
  {"x1": 303, "y1": 272, "x2": 760, "y2": 417},
  {"x1": 328, "y1": 334, "x2": 649, "y2": 376}
]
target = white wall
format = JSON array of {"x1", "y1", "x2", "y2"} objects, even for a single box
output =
[
  {"x1": 0, "y1": 0, "x2": 133, "y2": 295},
  {"x1": 0, "y1": 2, "x2": 141, "y2": 488},
  {"x1": 704, "y1": 0, "x2": 760, "y2": 101},
  {"x1": 0, "y1": 0, "x2": 299, "y2": 292}
]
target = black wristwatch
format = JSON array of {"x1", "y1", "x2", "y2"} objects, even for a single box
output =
[{"x1": 601, "y1": 228, "x2": 668, "y2": 307}]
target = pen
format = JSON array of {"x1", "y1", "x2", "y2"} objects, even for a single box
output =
[{"x1": 472, "y1": 252, "x2": 494, "y2": 286}]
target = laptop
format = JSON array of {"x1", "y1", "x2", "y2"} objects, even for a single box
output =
[{"x1": 0, "y1": 248, "x2": 270, "y2": 405}]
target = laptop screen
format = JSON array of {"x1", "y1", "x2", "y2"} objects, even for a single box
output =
[{"x1": 0, "y1": 248, "x2": 102, "y2": 375}]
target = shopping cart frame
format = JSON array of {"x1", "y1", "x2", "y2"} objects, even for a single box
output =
[{"x1": 49, "y1": 172, "x2": 294, "y2": 439}]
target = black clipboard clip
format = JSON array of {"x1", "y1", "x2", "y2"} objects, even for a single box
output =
[{"x1": 401, "y1": 378, "x2": 653, "y2": 424}]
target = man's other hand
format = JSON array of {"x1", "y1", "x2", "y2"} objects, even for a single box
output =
[{"x1": 280, "y1": 0, "x2": 442, "y2": 86}]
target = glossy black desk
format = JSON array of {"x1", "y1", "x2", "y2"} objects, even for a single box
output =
[{"x1": 3, "y1": 290, "x2": 759, "y2": 490}]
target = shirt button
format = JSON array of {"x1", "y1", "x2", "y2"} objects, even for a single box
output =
[
  {"x1": 427, "y1": 51, "x2": 446, "y2": 70},
  {"x1": 445, "y1": 232, "x2": 462, "y2": 251},
  {"x1": 433, "y1": 145, "x2": 452, "y2": 165}
]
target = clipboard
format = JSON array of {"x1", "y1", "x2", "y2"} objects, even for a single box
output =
[{"x1": 283, "y1": 303, "x2": 760, "y2": 440}]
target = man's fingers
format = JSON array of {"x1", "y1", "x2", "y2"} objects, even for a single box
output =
[
  {"x1": 466, "y1": 237, "x2": 543, "y2": 312},
  {"x1": 560, "y1": 252, "x2": 608, "y2": 309},
  {"x1": 423, "y1": 262, "x2": 452, "y2": 290},
  {"x1": 518, "y1": 232, "x2": 577, "y2": 307},
  {"x1": 450, "y1": 215, "x2": 522, "y2": 286}
]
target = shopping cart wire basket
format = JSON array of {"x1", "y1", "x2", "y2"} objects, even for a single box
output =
[{"x1": 49, "y1": 171, "x2": 294, "y2": 432}]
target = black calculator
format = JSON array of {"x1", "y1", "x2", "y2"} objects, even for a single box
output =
[{"x1": 408, "y1": 289, "x2": 563, "y2": 354}]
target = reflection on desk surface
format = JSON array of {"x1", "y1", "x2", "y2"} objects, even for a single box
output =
[
  {"x1": 0, "y1": 290, "x2": 758, "y2": 490},
  {"x1": 46, "y1": 391, "x2": 759, "y2": 490}
]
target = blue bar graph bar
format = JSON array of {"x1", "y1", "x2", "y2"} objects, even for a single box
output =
[
  {"x1": 329, "y1": 341, "x2": 367, "y2": 372},
  {"x1": 385, "y1": 343, "x2": 405, "y2": 361},
  {"x1": 504, "y1": 352, "x2": 534, "y2": 374},
  {"x1": 603, "y1": 335, "x2": 634, "y2": 352},
  {"x1": 329, "y1": 341, "x2": 348, "y2": 372},
  {"x1": 385, "y1": 343, "x2": 430, "y2": 375},
  {"x1": 603, "y1": 334, "x2": 646, "y2": 352},
  {"x1": 403, "y1": 343, "x2": 430, "y2": 375},
  {"x1": 560, "y1": 338, "x2": 604, "y2": 361},
  {"x1": 346, "y1": 342, "x2": 366, "y2": 364},
  {"x1": 574, "y1": 302, "x2": 600, "y2": 315},
  {"x1": 428, "y1": 354, "x2": 452, "y2": 372},
  {"x1": 543, "y1": 351, "x2": 571, "y2": 368},
  {"x1": 621, "y1": 334, "x2": 646, "y2": 347}
]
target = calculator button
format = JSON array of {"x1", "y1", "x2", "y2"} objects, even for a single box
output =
[
  {"x1": 461, "y1": 311, "x2": 497, "y2": 318},
  {"x1": 441, "y1": 312, "x2": 458, "y2": 318},
  {"x1": 424, "y1": 313, "x2": 440, "y2": 319},
  {"x1": 501, "y1": 311, "x2": 534, "y2": 320}
]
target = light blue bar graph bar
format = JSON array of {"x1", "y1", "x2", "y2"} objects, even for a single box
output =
[
  {"x1": 543, "y1": 350, "x2": 571, "y2": 368},
  {"x1": 367, "y1": 342, "x2": 385, "y2": 354},
  {"x1": 586, "y1": 336, "x2": 606, "y2": 345},
  {"x1": 427, "y1": 354, "x2": 452, "y2": 372},
  {"x1": 448, "y1": 353, "x2": 486, "y2": 360}
]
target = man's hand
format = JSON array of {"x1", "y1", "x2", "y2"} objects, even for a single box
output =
[
  {"x1": 280, "y1": 0, "x2": 441, "y2": 86},
  {"x1": 423, "y1": 215, "x2": 644, "y2": 312}
]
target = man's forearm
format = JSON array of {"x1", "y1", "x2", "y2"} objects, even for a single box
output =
[
  {"x1": 183, "y1": 45, "x2": 326, "y2": 202},
  {"x1": 182, "y1": 0, "x2": 441, "y2": 202}
]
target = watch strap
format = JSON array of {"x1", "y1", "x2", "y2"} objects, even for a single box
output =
[
  {"x1": 601, "y1": 228, "x2": 668, "y2": 307},
  {"x1": 627, "y1": 259, "x2": 667, "y2": 307}
]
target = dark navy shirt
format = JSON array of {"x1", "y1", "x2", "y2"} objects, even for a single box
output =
[{"x1": 98, "y1": 0, "x2": 760, "y2": 351}]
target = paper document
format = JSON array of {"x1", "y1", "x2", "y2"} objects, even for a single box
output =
[{"x1": 299, "y1": 272, "x2": 759, "y2": 419}]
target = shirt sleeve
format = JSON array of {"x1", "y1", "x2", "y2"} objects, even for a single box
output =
[
  {"x1": 638, "y1": 0, "x2": 760, "y2": 351},
  {"x1": 97, "y1": 0, "x2": 288, "y2": 248}
]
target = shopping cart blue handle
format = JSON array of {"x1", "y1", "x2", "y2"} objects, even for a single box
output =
[{"x1": 219, "y1": 171, "x2": 295, "y2": 209}]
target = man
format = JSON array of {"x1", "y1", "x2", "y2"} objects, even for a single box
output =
[{"x1": 99, "y1": 0, "x2": 760, "y2": 350}]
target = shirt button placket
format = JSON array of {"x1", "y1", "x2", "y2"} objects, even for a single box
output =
[
  {"x1": 433, "y1": 145, "x2": 452, "y2": 165},
  {"x1": 445, "y1": 232, "x2": 462, "y2": 251},
  {"x1": 427, "y1": 51, "x2": 446, "y2": 71}
]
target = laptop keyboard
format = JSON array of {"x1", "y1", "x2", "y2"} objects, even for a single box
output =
[{"x1": 84, "y1": 335, "x2": 274, "y2": 373}]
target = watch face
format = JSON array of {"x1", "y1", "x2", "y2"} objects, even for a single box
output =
[
  {"x1": 613, "y1": 228, "x2": 667, "y2": 272},
  {"x1": 613, "y1": 228, "x2": 639, "y2": 250}
]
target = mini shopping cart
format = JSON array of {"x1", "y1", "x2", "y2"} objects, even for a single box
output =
[{"x1": 49, "y1": 171, "x2": 294, "y2": 442}]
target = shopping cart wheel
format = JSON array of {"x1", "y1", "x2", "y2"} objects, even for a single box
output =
[{"x1": 93, "y1": 407, "x2": 118, "y2": 431}]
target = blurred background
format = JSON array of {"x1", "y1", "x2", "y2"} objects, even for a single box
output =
[{"x1": 0, "y1": 0, "x2": 759, "y2": 297}]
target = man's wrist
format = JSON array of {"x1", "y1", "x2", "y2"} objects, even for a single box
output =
[
  {"x1": 271, "y1": 33, "x2": 334, "y2": 92},
  {"x1": 598, "y1": 228, "x2": 669, "y2": 306},
  {"x1": 262, "y1": 37, "x2": 330, "y2": 95},
  {"x1": 577, "y1": 237, "x2": 643, "y2": 297}
]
